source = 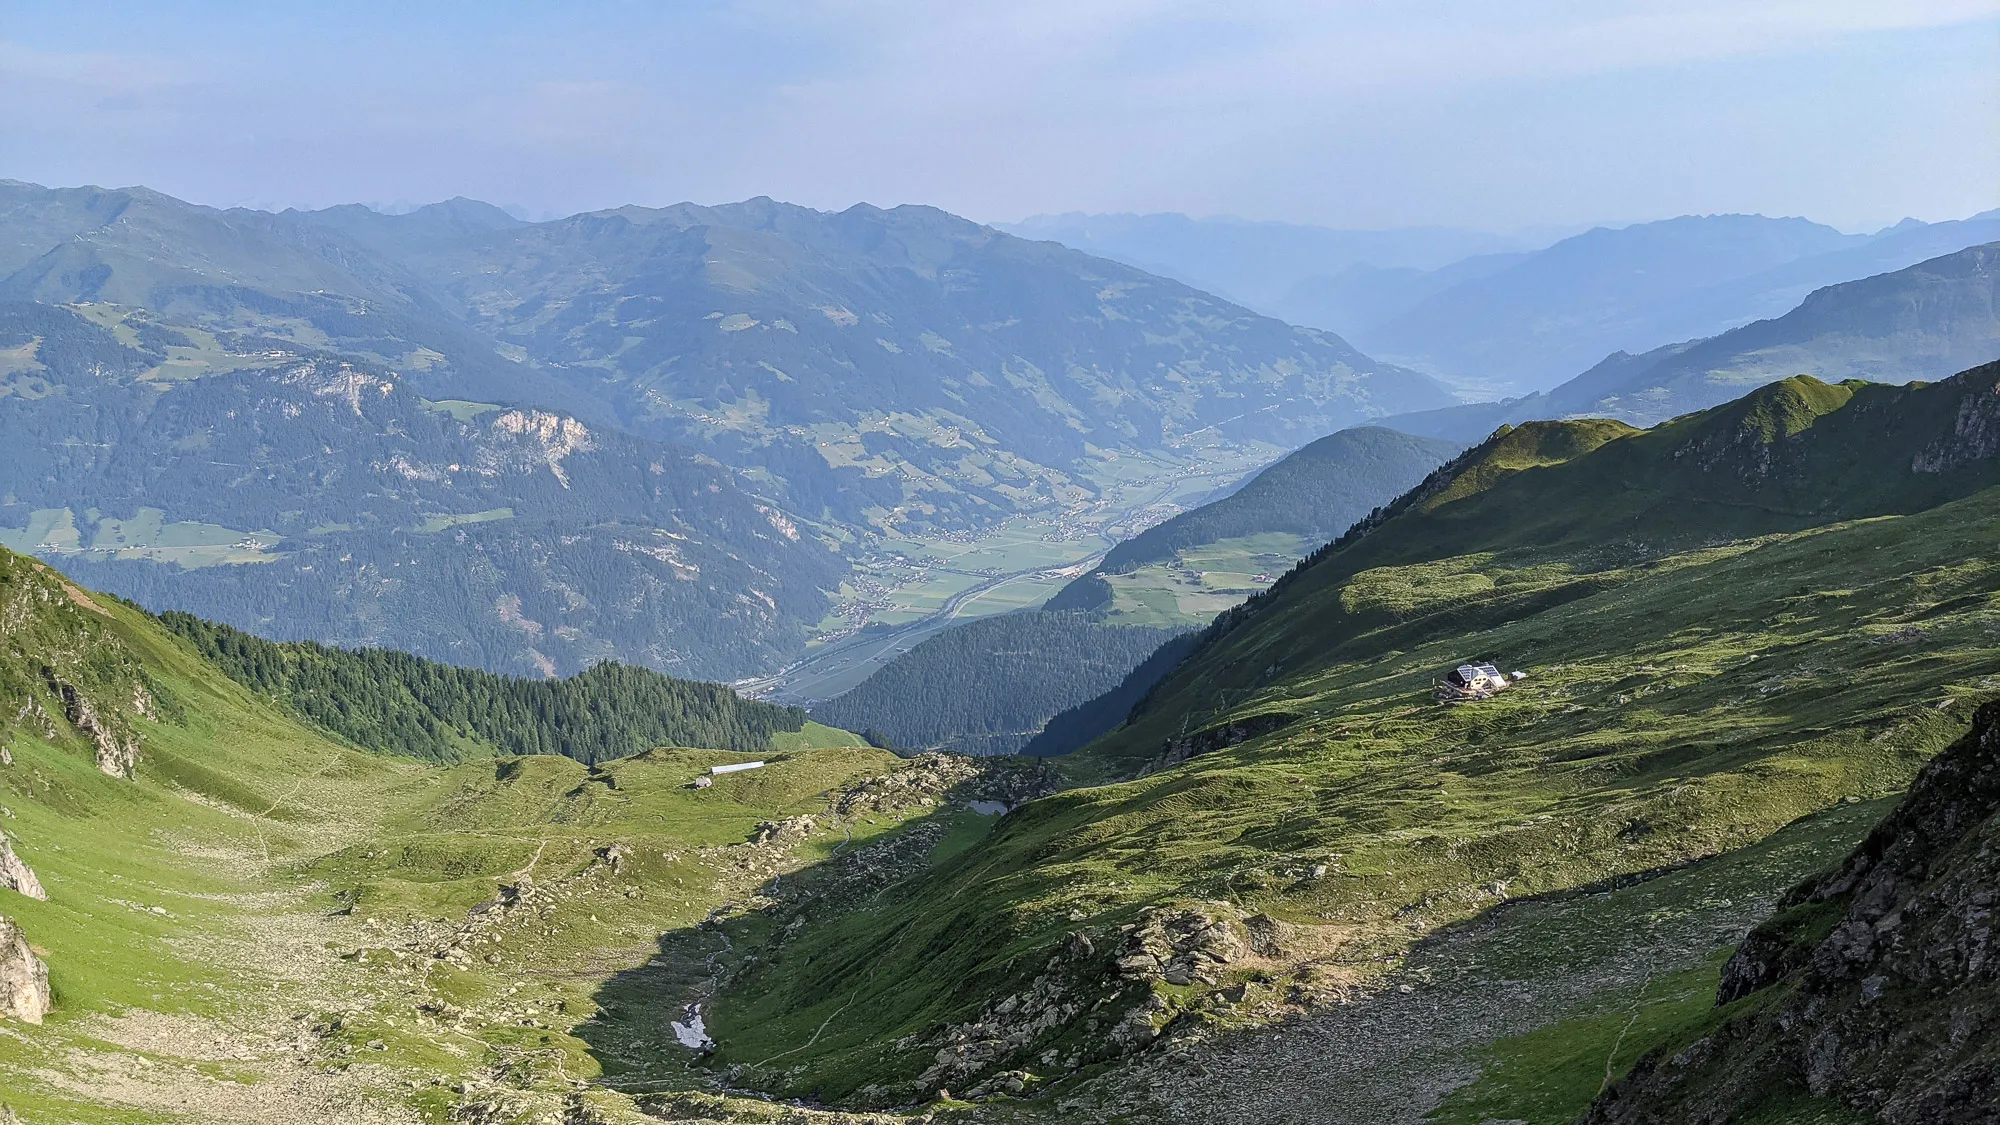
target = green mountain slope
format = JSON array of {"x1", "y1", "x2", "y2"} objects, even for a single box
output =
[
  {"x1": 1387, "y1": 241, "x2": 2000, "y2": 443},
  {"x1": 0, "y1": 302, "x2": 841, "y2": 679},
  {"x1": 1117, "y1": 368, "x2": 2000, "y2": 777},
  {"x1": 695, "y1": 366, "x2": 2000, "y2": 1109},
  {"x1": 808, "y1": 612, "x2": 1188, "y2": 756}
]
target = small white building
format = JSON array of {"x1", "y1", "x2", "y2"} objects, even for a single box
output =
[{"x1": 1438, "y1": 662, "x2": 1510, "y2": 701}]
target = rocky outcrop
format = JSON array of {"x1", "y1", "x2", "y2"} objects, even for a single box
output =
[
  {"x1": 40, "y1": 669, "x2": 143, "y2": 779},
  {"x1": 911, "y1": 928, "x2": 1102, "y2": 1096},
  {"x1": 750, "y1": 816, "x2": 818, "y2": 847},
  {"x1": 0, "y1": 834, "x2": 44, "y2": 901},
  {"x1": 1113, "y1": 905, "x2": 1248, "y2": 988},
  {"x1": 0, "y1": 916, "x2": 50, "y2": 1024},
  {"x1": 58, "y1": 680, "x2": 140, "y2": 778},
  {"x1": 1582, "y1": 700, "x2": 2000, "y2": 1125},
  {"x1": 1150, "y1": 713, "x2": 1299, "y2": 774},
  {"x1": 831, "y1": 753, "x2": 1058, "y2": 818}
]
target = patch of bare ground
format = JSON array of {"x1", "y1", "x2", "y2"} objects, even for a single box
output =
[{"x1": 34, "y1": 1044, "x2": 420, "y2": 1125}]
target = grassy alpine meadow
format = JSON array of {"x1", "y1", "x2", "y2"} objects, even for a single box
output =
[{"x1": 0, "y1": 550, "x2": 969, "y2": 1124}]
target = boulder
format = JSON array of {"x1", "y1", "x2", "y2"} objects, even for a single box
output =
[{"x1": 0, "y1": 916, "x2": 50, "y2": 1024}]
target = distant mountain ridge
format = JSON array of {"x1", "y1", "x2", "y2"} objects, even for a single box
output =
[
  {"x1": 997, "y1": 211, "x2": 1538, "y2": 309},
  {"x1": 1013, "y1": 207, "x2": 2000, "y2": 399},
  {"x1": 0, "y1": 180, "x2": 1448, "y2": 678},
  {"x1": 1381, "y1": 240, "x2": 2000, "y2": 444},
  {"x1": 0, "y1": 181, "x2": 1448, "y2": 537}
]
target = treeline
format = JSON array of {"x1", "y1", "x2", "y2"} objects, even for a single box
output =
[
  {"x1": 158, "y1": 611, "x2": 804, "y2": 764},
  {"x1": 811, "y1": 611, "x2": 1188, "y2": 756}
]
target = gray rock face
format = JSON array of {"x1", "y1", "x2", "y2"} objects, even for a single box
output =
[
  {"x1": 0, "y1": 835, "x2": 44, "y2": 901},
  {"x1": 58, "y1": 684, "x2": 139, "y2": 779},
  {"x1": 0, "y1": 915, "x2": 50, "y2": 1024}
]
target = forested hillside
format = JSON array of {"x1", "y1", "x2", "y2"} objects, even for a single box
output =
[
  {"x1": 1019, "y1": 630, "x2": 1204, "y2": 757},
  {"x1": 159, "y1": 612, "x2": 806, "y2": 764},
  {"x1": 809, "y1": 612, "x2": 1187, "y2": 756}
]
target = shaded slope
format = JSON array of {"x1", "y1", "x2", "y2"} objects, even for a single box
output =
[{"x1": 808, "y1": 611, "x2": 1187, "y2": 756}]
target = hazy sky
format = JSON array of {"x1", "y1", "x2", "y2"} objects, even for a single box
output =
[{"x1": 3, "y1": 1, "x2": 1996, "y2": 231}]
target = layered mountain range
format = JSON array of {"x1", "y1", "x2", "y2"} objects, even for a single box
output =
[
  {"x1": 1379, "y1": 240, "x2": 2000, "y2": 444},
  {"x1": 0, "y1": 181, "x2": 1444, "y2": 533},
  {"x1": 0, "y1": 180, "x2": 1447, "y2": 677},
  {"x1": 1020, "y1": 208, "x2": 2000, "y2": 396}
]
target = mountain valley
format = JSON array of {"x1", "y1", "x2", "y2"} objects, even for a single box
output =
[
  {"x1": 3, "y1": 181, "x2": 2000, "y2": 1125},
  {"x1": 7, "y1": 361, "x2": 2000, "y2": 1123}
]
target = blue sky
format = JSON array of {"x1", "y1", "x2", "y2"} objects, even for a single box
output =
[{"x1": 2, "y1": 1, "x2": 1995, "y2": 230}]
